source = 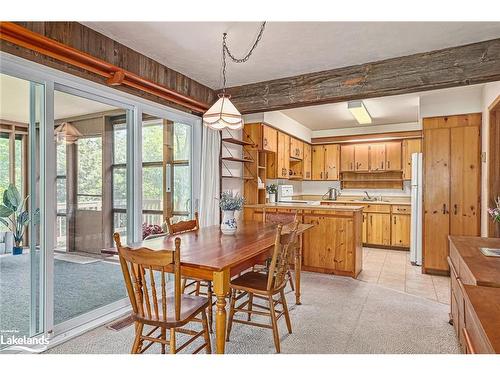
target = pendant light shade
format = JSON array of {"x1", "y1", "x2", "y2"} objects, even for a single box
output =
[
  {"x1": 203, "y1": 94, "x2": 243, "y2": 130},
  {"x1": 54, "y1": 121, "x2": 83, "y2": 144}
]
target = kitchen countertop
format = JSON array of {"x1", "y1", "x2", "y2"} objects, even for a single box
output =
[
  {"x1": 244, "y1": 202, "x2": 365, "y2": 211},
  {"x1": 295, "y1": 195, "x2": 411, "y2": 206}
]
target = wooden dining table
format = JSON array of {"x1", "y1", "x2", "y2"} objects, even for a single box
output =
[{"x1": 122, "y1": 220, "x2": 314, "y2": 354}]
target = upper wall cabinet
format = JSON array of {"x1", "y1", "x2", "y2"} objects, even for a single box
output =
[
  {"x1": 402, "y1": 139, "x2": 421, "y2": 180},
  {"x1": 340, "y1": 144, "x2": 355, "y2": 172},
  {"x1": 369, "y1": 143, "x2": 386, "y2": 171},
  {"x1": 354, "y1": 144, "x2": 370, "y2": 171},
  {"x1": 385, "y1": 141, "x2": 402, "y2": 171},
  {"x1": 243, "y1": 123, "x2": 277, "y2": 153},
  {"x1": 290, "y1": 137, "x2": 304, "y2": 160},
  {"x1": 262, "y1": 125, "x2": 278, "y2": 153},
  {"x1": 311, "y1": 144, "x2": 340, "y2": 180},
  {"x1": 303, "y1": 143, "x2": 312, "y2": 180}
]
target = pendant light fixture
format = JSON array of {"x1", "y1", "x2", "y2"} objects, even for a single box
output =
[
  {"x1": 203, "y1": 22, "x2": 266, "y2": 130},
  {"x1": 54, "y1": 121, "x2": 83, "y2": 144}
]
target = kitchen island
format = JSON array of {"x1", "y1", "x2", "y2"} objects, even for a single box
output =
[{"x1": 244, "y1": 202, "x2": 364, "y2": 278}]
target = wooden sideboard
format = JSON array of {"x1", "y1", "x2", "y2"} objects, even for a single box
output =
[{"x1": 448, "y1": 236, "x2": 500, "y2": 354}]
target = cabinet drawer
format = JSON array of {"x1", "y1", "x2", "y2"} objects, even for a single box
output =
[
  {"x1": 363, "y1": 204, "x2": 391, "y2": 213},
  {"x1": 391, "y1": 205, "x2": 411, "y2": 214},
  {"x1": 464, "y1": 301, "x2": 494, "y2": 354}
]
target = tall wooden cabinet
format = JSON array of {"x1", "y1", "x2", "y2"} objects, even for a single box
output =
[{"x1": 423, "y1": 113, "x2": 481, "y2": 274}]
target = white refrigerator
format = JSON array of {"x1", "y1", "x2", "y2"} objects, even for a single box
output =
[{"x1": 410, "y1": 153, "x2": 423, "y2": 266}]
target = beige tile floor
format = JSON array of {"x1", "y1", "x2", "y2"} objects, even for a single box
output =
[{"x1": 358, "y1": 247, "x2": 451, "y2": 304}]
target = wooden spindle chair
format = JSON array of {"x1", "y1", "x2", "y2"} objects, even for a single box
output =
[
  {"x1": 255, "y1": 210, "x2": 298, "y2": 291},
  {"x1": 113, "y1": 233, "x2": 211, "y2": 354},
  {"x1": 226, "y1": 221, "x2": 300, "y2": 353},
  {"x1": 166, "y1": 212, "x2": 214, "y2": 332}
]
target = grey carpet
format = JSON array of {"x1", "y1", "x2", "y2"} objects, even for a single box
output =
[
  {"x1": 46, "y1": 272, "x2": 460, "y2": 354},
  {"x1": 0, "y1": 253, "x2": 126, "y2": 338}
]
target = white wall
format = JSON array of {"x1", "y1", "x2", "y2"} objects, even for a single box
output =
[
  {"x1": 481, "y1": 82, "x2": 500, "y2": 236},
  {"x1": 244, "y1": 111, "x2": 312, "y2": 142},
  {"x1": 419, "y1": 85, "x2": 484, "y2": 118},
  {"x1": 312, "y1": 122, "x2": 421, "y2": 138}
]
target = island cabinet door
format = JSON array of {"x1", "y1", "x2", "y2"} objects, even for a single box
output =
[
  {"x1": 330, "y1": 217, "x2": 355, "y2": 273},
  {"x1": 302, "y1": 214, "x2": 331, "y2": 270}
]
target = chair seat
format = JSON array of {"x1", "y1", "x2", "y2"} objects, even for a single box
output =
[
  {"x1": 134, "y1": 294, "x2": 209, "y2": 327},
  {"x1": 230, "y1": 271, "x2": 271, "y2": 294}
]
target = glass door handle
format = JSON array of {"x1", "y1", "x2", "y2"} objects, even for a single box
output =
[{"x1": 165, "y1": 164, "x2": 172, "y2": 192}]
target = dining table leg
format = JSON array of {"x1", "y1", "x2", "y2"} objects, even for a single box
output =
[
  {"x1": 213, "y1": 268, "x2": 230, "y2": 354},
  {"x1": 295, "y1": 235, "x2": 302, "y2": 305}
]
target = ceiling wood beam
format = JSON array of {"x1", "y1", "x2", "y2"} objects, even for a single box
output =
[{"x1": 226, "y1": 38, "x2": 500, "y2": 114}]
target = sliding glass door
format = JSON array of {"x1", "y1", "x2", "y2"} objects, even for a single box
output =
[
  {"x1": 0, "y1": 73, "x2": 44, "y2": 346},
  {"x1": 52, "y1": 88, "x2": 130, "y2": 328},
  {"x1": 1, "y1": 52, "x2": 201, "y2": 348}
]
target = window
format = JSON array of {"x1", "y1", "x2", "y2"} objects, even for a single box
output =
[
  {"x1": 55, "y1": 142, "x2": 67, "y2": 248},
  {"x1": 141, "y1": 118, "x2": 164, "y2": 227},
  {"x1": 77, "y1": 136, "x2": 102, "y2": 210},
  {"x1": 140, "y1": 116, "x2": 192, "y2": 235},
  {"x1": 112, "y1": 122, "x2": 128, "y2": 240},
  {"x1": 173, "y1": 123, "x2": 192, "y2": 216},
  {"x1": 0, "y1": 131, "x2": 27, "y2": 231}
]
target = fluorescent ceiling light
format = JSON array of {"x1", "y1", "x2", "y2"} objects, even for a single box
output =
[{"x1": 348, "y1": 101, "x2": 372, "y2": 125}]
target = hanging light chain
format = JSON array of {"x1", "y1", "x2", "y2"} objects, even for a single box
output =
[{"x1": 221, "y1": 21, "x2": 266, "y2": 92}]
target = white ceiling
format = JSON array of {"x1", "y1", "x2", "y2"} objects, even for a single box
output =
[
  {"x1": 1, "y1": 74, "x2": 117, "y2": 123},
  {"x1": 281, "y1": 93, "x2": 420, "y2": 130},
  {"x1": 82, "y1": 22, "x2": 500, "y2": 89}
]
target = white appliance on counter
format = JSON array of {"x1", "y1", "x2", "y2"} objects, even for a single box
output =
[
  {"x1": 410, "y1": 152, "x2": 423, "y2": 266},
  {"x1": 277, "y1": 184, "x2": 309, "y2": 203}
]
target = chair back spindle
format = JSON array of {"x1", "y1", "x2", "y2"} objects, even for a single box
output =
[
  {"x1": 266, "y1": 221, "x2": 300, "y2": 291},
  {"x1": 113, "y1": 233, "x2": 182, "y2": 322}
]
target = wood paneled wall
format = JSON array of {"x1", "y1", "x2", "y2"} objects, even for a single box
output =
[{"x1": 1, "y1": 22, "x2": 216, "y2": 114}]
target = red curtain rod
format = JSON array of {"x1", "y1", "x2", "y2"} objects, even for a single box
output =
[{"x1": 0, "y1": 22, "x2": 210, "y2": 114}]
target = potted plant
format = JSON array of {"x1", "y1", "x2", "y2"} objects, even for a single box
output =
[
  {"x1": 0, "y1": 184, "x2": 40, "y2": 255},
  {"x1": 488, "y1": 196, "x2": 500, "y2": 237},
  {"x1": 219, "y1": 191, "x2": 244, "y2": 235},
  {"x1": 266, "y1": 184, "x2": 278, "y2": 203}
]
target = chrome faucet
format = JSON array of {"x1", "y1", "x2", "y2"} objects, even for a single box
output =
[{"x1": 364, "y1": 191, "x2": 371, "y2": 200}]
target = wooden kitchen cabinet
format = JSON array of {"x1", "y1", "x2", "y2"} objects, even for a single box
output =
[
  {"x1": 423, "y1": 114, "x2": 481, "y2": 274},
  {"x1": 369, "y1": 143, "x2": 386, "y2": 171},
  {"x1": 385, "y1": 141, "x2": 402, "y2": 171},
  {"x1": 362, "y1": 213, "x2": 367, "y2": 243},
  {"x1": 311, "y1": 144, "x2": 339, "y2": 180},
  {"x1": 302, "y1": 209, "x2": 362, "y2": 277},
  {"x1": 340, "y1": 144, "x2": 355, "y2": 172},
  {"x1": 262, "y1": 125, "x2": 277, "y2": 153},
  {"x1": 311, "y1": 145, "x2": 325, "y2": 180},
  {"x1": 366, "y1": 213, "x2": 391, "y2": 246},
  {"x1": 302, "y1": 143, "x2": 312, "y2": 180},
  {"x1": 290, "y1": 137, "x2": 303, "y2": 160},
  {"x1": 324, "y1": 144, "x2": 340, "y2": 180},
  {"x1": 402, "y1": 139, "x2": 421, "y2": 180},
  {"x1": 243, "y1": 123, "x2": 277, "y2": 153},
  {"x1": 277, "y1": 132, "x2": 290, "y2": 179},
  {"x1": 354, "y1": 144, "x2": 369, "y2": 171},
  {"x1": 391, "y1": 214, "x2": 411, "y2": 247}
]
